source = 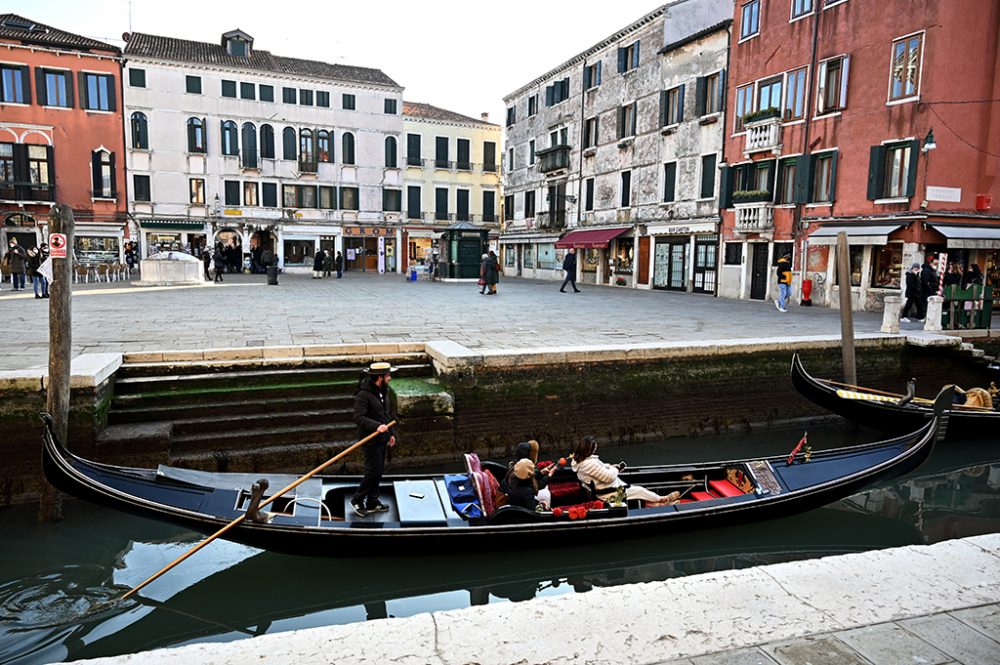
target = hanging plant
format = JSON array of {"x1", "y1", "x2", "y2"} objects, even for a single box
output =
[{"x1": 742, "y1": 107, "x2": 781, "y2": 125}]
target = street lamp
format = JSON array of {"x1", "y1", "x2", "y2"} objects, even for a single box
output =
[{"x1": 922, "y1": 128, "x2": 937, "y2": 153}]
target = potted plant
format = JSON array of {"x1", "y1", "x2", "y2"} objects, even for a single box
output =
[
  {"x1": 732, "y1": 189, "x2": 773, "y2": 204},
  {"x1": 742, "y1": 107, "x2": 781, "y2": 125},
  {"x1": 614, "y1": 276, "x2": 627, "y2": 286}
]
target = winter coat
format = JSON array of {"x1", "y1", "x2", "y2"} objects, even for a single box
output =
[
  {"x1": 904, "y1": 271, "x2": 920, "y2": 298},
  {"x1": 323, "y1": 252, "x2": 333, "y2": 270},
  {"x1": 335, "y1": 254, "x2": 344, "y2": 270},
  {"x1": 313, "y1": 251, "x2": 325, "y2": 271},
  {"x1": 919, "y1": 264, "x2": 938, "y2": 298},
  {"x1": 481, "y1": 257, "x2": 499, "y2": 285},
  {"x1": 562, "y1": 251, "x2": 577, "y2": 273},
  {"x1": 4, "y1": 245, "x2": 26, "y2": 272},
  {"x1": 353, "y1": 378, "x2": 395, "y2": 446},
  {"x1": 25, "y1": 251, "x2": 41, "y2": 277},
  {"x1": 573, "y1": 455, "x2": 624, "y2": 493},
  {"x1": 775, "y1": 257, "x2": 792, "y2": 285}
]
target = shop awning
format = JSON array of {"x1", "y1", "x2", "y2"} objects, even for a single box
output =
[
  {"x1": 555, "y1": 227, "x2": 630, "y2": 249},
  {"x1": 927, "y1": 223, "x2": 1000, "y2": 249},
  {"x1": 807, "y1": 224, "x2": 903, "y2": 246},
  {"x1": 140, "y1": 220, "x2": 207, "y2": 230}
]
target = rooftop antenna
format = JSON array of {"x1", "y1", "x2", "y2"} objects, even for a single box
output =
[{"x1": 128, "y1": 0, "x2": 132, "y2": 34}]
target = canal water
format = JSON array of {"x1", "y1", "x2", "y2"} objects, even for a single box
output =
[{"x1": 2, "y1": 424, "x2": 998, "y2": 665}]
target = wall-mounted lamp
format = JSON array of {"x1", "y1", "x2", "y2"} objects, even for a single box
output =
[
  {"x1": 922, "y1": 128, "x2": 937, "y2": 153},
  {"x1": 565, "y1": 195, "x2": 577, "y2": 204}
]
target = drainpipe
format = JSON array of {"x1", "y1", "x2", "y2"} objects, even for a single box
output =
[
  {"x1": 795, "y1": 5, "x2": 822, "y2": 301},
  {"x1": 576, "y1": 58, "x2": 587, "y2": 231},
  {"x1": 718, "y1": 24, "x2": 732, "y2": 299}
]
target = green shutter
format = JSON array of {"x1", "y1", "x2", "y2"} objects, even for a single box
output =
[
  {"x1": 664, "y1": 162, "x2": 676, "y2": 202},
  {"x1": 717, "y1": 69, "x2": 727, "y2": 113},
  {"x1": 109, "y1": 152, "x2": 117, "y2": 198},
  {"x1": 78, "y1": 71, "x2": 88, "y2": 109},
  {"x1": 765, "y1": 159, "x2": 777, "y2": 196},
  {"x1": 618, "y1": 106, "x2": 625, "y2": 138},
  {"x1": 904, "y1": 139, "x2": 920, "y2": 198},
  {"x1": 659, "y1": 90, "x2": 667, "y2": 127},
  {"x1": 867, "y1": 145, "x2": 886, "y2": 200},
  {"x1": 91, "y1": 152, "x2": 101, "y2": 196},
  {"x1": 19, "y1": 66, "x2": 30, "y2": 104},
  {"x1": 794, "y1": 155, "x2": 813, "y2": 203},
  {"x1": 695, "y1": 77, "x2": 707, "y2": 116},
  {"x1": 719, "y1": 165, "x2": 733, "y2": 208},
  {"x1": 34, "y1": 67, "x2": 46, "y2": 105},
  {"x1": 106, "y1": 76, "x2": 116, "y2": 112},
  {"x1": 828, "y1": 151, "x2": 839, "y2": 202},
  {"x1": 617, "y1": 47, "x2": 627, "y2": 73},
  {"x1": 677, "y1": 84, "x2": 685, "y2": 122},
  {"x1": 632, "y1": 41, "x2": 640, "y2": 69},
  {"x1": 583, "y1": 63, "x2": 591, "y2": 89}
]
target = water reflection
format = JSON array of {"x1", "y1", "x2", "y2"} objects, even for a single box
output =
[{"x1": 1, "y1": 431, "x2": 998, "y2": 665}]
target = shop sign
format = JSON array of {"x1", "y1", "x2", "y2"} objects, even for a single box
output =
[
  {"x1": 927, "y1": 186, "x2": 961, "y2": 203},
  {"x1": 223, "y1": 209, "x2": 243, "y2": 216},
  {"x1": 49, "y1": 233, "x2": 68, "y2": 258},
  {"x1": 343, "y1": 226, "x2": 391, "y2": 237},
  {"x1": 460, "y1": 232, "x2": 481, "y2": 239}
]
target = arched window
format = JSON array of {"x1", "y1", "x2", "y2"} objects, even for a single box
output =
[
  {"x1": 130, "y1": 112, "x2": 148, "y2": 150},
  {"x1": 91, "y1": 149, "x2": 115, "y2": 198},
  {"x1": 299, "y1": 128, "x2": 315, "y2": 171},
  {"x1": 282, "y1": 127, "x2": 296, "y2": 160},
  {"x1": 384, "y1": 136, "x2": 397, "y2": 168},
  {"x1": 317, "y1": 130, "x2": 332, "y2": 163},
  {"x1": 187, "y1": 117, "x2": 206, "y2": 153},
  {"x1": 241, "y1": 122, "x2": 258, "y2": 169},
  {"x1": 342, "y1": 132, "x2": 356, "y2": 165},
  {"x1": 221, "y1": 120, "x2": 238, "y2": 156},
  {"x1": 260, "y1": 124, "x2": 275, "y2": 159}
]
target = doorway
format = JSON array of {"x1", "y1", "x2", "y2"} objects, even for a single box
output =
[
  {"x1": 653, "y1": 239, "x2": 688, "y2": 291},
  {"x1": 750, "y1": 242, "x2": 770, "y2": 300},
  {"x1": 692, "y1": 239, "x2": 717, "y2": 294}
]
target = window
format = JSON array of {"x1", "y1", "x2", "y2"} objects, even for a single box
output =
[
  {"x1": 189, "y1": 178, "x2": 205, "y2": 204},
  {"x1": 227, "y1": 39, "x2": 247, "y2": 57},
  {"x1": 544, "y1": 78, "x2": 570, "y2": 106},
  {"x1": 221, "y1": 120, "x2": 239, "y2": 156},
  {"x1": 382, "y1": 189, "x2": 401, "y2": 212},
  {"x1": 871, "y1": 244, "x2": 903, "y2": 288},
  {"x1": 0, "y1": 144, "x2": 12, "y2": 199},
  {"x1": 524, "y1": 190, "x2": 536, "y2": 218},
  {"x1": 187, "y1": 117, "x2": 206, "y2": 153},
  {"x1": 867, "y1": 140, "x2": 919, "y2": 200},
  {"x1": 583, "y1": 61, "x2": 602, "y2": 89},
  {"x1": 282, "y1": 127, "x2": 296, "y2": 160},
  {"x1": 618, "y1": 102, "x2": 637, "y2": 138},
  {"x1": 316, "y1": 186, "x2": 333, "y2": 209},
  {"x1": 0, "y1": 65, "x2": 28, "y2": 103},
  {"x1": 283, "y1": 240, "x2": 314, "y2": 265},
  {"x1": 342, "y1": 132, "x2": 356, "y2": 165},
  {"x1": 791, "y1": 0, "x2": 813, "y2": 19},
  {"x1": 724, "y1": 243, "x2": 743, "y2": 265},
  {"x1": 817, "y1": 56, "x2": 849, "y2": 114},
  {"x1": 408, "y1": 186, "x2": 422, "y2": 219},
  {"x1": 584, "y1": 116, "x2": 599, "y2": 149},
  {"x1": 661, "y1": 86, "x2": 684, "y2": 126},
  {"x1": 457, "y1": 139, "x2": 470, "y2": 170},
  {"x1": 550, "y1": 128, "x2": 568, "y2": 147},
  {"x1": 317, "y1": 91, "x2": 330, "y2": 107},
  {"x1": 318, "y1": 130, "x2": 332, "y2": 163},
  {"x1": 185, "y1": 75, "x2": 201, "y2": 94},
  {"x1": 244, "y1": 181, "x2": 258, "y2": 207},
  {"x1": 811, "y1": 152, "x2": 835, "y2": 203},
  {"x1": 663, "y1": 162, "x2": 677, "y2": 202},
  {"x1": 435, "y1": 187, "x2": 449, "y2": 220},
  {"x1": 221, "y1": 80, "x2": 237, "y2": 98},
  {"x1": 757, "y1": 76, "x2": 782, "y2": 114},
  {"x1": 777, "y1": 157, "x2": 797, "y2": 203},
  {"x1": 262, "y1": 182, "x2": 277, "y2": 207},
  {"x1": 889, "y1": 34, "x2": 922, "y2": 102},
  {"x1": 25, "y1": 145, "x2": 52, "y2": 201},
  {"x1": 133, "y1": 174, "x2": 151, "y2": 202},
  {"x1": 483, "y1": 191, "x2": 495, "y2": 222},
  {"x1": 283, "y1": 185, "x2": 317, "y2": 208},
  {"x1": 784, "y1": 67, "x2": 807, "y2": 120},
  {"x1": 280, "y1": 87, "x2": 296, "y2": 104},
  {"x1": 90, "y1": 150, "x2": 114, "y2": 198},
  {"x1": 128, "y1": 68, "x2": 145, "y2": 87},
  {"x1": 529, "y1": 140, "x2": 535, "y2": 165},
  {"x1": 239, "y1": 122, "x2": 257, "y2": 169},
  {"x1": 407, "y1": 134, "x2": 422, "y2": 166},
  {"x1": 700, "y1": 154, "x2": 717, "y2": 199},
  {"x1": 259, "y1": 84, "x2": 274, "y2": 102},
  {"x1": 483, "y1": 141, "x2": 496, "y2": 172},
  {"x1": 130, "y1": 112, "x2": 149, "y2": 149},
  {"x1": 740, "y1": 0, "x2": 760, "y2": 40},
  {"x1": 698, "y1": 71, "x2": 722, "y2": 116},
  {"x1": 41, "y1": 69, "x2": 70, "y2": 107},
  {"x1": 224, "y1": 180, "x2": 240, "y2": 206},
  {"x1": 884, "y1": 142, "x2": 912, "y2": 198},
  {"x1": 342, "y1": 93, "x2": 356, "y2": 110},
  {"x1": 527, "y1": 94, "x2": 538, "y2": 116},
  {"x1": 240, "y1": 82, "x2": 255, "y2": 100},
  {"x1": 299, "y1": 129, "x2": 316, "y2": 170},
  {"x1": 260, "y1": 124, "x2": 275, "y2": 159},
  {"x1": 504, "y1": 194, "x2": 514, "y2": 221},
  {"x1": 734, "y1": 83, "x2": 753, "y2": 132},
  {"x1": 385, "y1": 136, "x2": 397, "y2": 167},
  {"x1": 82, "y1": 73, "x2": 114, "y2": 111},
  {"x1": 300, "y1": 89, "x2": 313, "y2": 106},
  {"x1": 834, "y1": 245, "x2": 864, "y2": 287},
  {"x1": 384, "y1": 98, "x2": 397, "y2": 114},
  {"x1": 506, "y1": 106, "x2": 516, "y2": 127},
  {"x1": 435, "y1": 136, "x2": 449, "y2": 168},
  {"x1": 585, "y1": 178, "x2": 594, "y2": 211},
  {"x1": 456, "y1": 189, "x2": 470, "y2": 220},
  {"x1": 618, "y1": 41, "x2": 640, "y2": 73},
  {"x1": 620, "y1": 171, "x2": 631, "y2": 207}
]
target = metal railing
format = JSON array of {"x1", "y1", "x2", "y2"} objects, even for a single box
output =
[{"x1": 734, "y1": 201, "x2": 774, "y2": 232}]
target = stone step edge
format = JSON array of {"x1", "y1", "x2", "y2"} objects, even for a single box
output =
[
  {"x1": 114, "y1": 362, "x2": 431, "y2": 386},
  {"x1": 109, "y1": 394, "x2": 350, "y2": 416},
  {"x1": 123, "y1": 342, "x2": 428, "y2": 364},
  {"x1": 119, "y1": 353, "x2": 430, "y2": 375},
  {"x1": 170, "y1": 421, "x2": 356, "y2": 444}
]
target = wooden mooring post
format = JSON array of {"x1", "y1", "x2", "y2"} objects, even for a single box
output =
[
  {"x1": 836, "y1": 231, "x2": 857, "y2": 386},
  {"x1": 38, "y1": 203, "x2": 74, "y2": 523}
]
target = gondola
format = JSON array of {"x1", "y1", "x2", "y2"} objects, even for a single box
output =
[
  {"x1": 790, "y1": 353, "x2": 997, "y2": 438},
  {"x1": 40, "y1": 394, "x2": 950, "y2": 556}
]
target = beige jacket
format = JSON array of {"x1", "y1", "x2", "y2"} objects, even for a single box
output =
[{"x1": 573, "y1": 455, "x2": 622, "y2": 492}]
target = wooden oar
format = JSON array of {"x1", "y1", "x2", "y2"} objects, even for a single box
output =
[
  {"x1": 819, "y1": 378, "x2": 994, "y2": 412},
  {"x1": 120, "y1": 421, "x2": 396, "y2": 602}
]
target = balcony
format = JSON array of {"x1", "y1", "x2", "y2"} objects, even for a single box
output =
[
  {"x1": 734, "y1": 202, "x2": 774, "y2": 233},
  {"x1": 743, "y1": 110, "x2": 782, "y2": 156},
  {"x1": 536, "y1": 210, "x2": 566, "y2": 230},
  {"x1": 536, "y1": 144, "x2": 571, "y2": 174}
]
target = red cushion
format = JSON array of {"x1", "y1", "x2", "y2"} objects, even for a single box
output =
[
  {"x1": 548, "y1": 481, "x2": 590, "y2": 507},
  {"x1": 690, "y1": 491, "x2": 716, "y2": 501},
  {"x1": 709, "y1": 479, "x2": 744, "y2": 497}
]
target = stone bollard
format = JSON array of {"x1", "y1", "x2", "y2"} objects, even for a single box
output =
[
  {"x1": 924, "y1": 296, "x2": 944, "y2": 332},
  {"x1": 881, "y1": 295, "x2": 902, "y2": 333}
]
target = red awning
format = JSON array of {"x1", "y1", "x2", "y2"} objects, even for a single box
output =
[{"x1": 555, "y1": 227, "x2": 630, "y2": 249}]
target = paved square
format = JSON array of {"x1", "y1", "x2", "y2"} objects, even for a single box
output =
[{"x1": 0, "y1": 272, "x2": 888, "y2": 371}]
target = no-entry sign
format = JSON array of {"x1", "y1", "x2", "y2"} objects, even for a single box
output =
[{"x1": 49, "y1": 233, "x2": 68, "y2": 258}]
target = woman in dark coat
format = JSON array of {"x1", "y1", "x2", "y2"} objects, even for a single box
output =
[
  {"x1": 312, "y1": 250, "x2": 325, "y2": 278},
  {"x1": 483, "y1": 250, "x2": 500, "y2": 295}
]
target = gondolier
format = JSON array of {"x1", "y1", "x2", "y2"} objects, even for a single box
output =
[{"x1": 351, "y1": 361, "x2": 397, "y2": 517}]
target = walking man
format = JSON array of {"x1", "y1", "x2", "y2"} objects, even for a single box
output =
[
  {"x1": 900, "y1": 263, "x2": 923, "y2": 322},
  {"x1": 3, "y1": 238, "x2": 27, "y2": 291},
  {"x1": 351, "y1": 362, "x2": 397, "y2": 517},
  {"x1": 774, "y1": 252, "x2": 792, "y2": 312},
  {"x1": 334, "y1": 251, "x2": 344, "y2": 278},
  {"x1": 202, "y1": 250, "x2": 212, "y2": 281},
  {"x1": 919, "y1": 254, "x2": 938, "y2": 317},
  {"x1": 560, "y1": 248, "x2": 580, "y2": 293},
  {"x1": 212, "y1": 244, "x2": 224, "y2": 283}
]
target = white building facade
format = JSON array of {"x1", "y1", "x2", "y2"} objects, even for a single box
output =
[{"x1": 122, "y1": 29, "x2": 405, "y2": 272}]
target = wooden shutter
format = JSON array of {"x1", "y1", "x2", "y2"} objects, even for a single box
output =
[
  {"x1": 618, "y1": 47, "x2": 627, "y2": 73},
  {"x1": 677, "y1": 85, "x2": 686, "y2": 122},
  {"x1": 659, "y1": 90, "x2": 668, "y2": 127},
  {"x1": 827, "y1": 152, "x2": 838, "y2": 202},
  {"x1": 765, "y1": 159, "x2": 777, "y2": 196},
  {"x1": 46, "y1": 146, "x2": 55, "y2": 199},
  {"x1": 18, "y1": 66, "x2": 30, "y2": 104},
  {"x1": 866, "y1": 145, "x2": 886, "y2": 200},
  {"x1": 109, "y1": 152, "x2": 117, "y2": 198},
  {"x1": 545, "y1": 85, "x2": 554, "y2": 107},
  {"x1": 107, "y1": 75, "x2": 116, "y2": 112},
  {"x1": 904, "y1": 139, "x2": 920, "y2": 198},
  {"x1": 561, "y1": 78, "x2": 569, "y2": 100},
  {"x1": 795, "y1": 155, "x2": 814, "y2": 203},
  {"x1": 583, "y1": 64, "x2": 591, "y2": 89},
  {"x1": 838, "y1": 56, "x2": 850, "y2": 110},
  {"x1": 91, "y1": 152, "x2": 101, "y2": 196},
  {"x1": 78, "y1": 71, "x2": 88, "y2": 109},
  {"x1": 717, "y1": 69, "x2": 727, "y2": 113},
  {"x1": 139, "y1": 115, "x2": 149, "y2": 149},
  {"x1": 65, "y1": 72, "x2": 74, "y2": 108},
  {"x1": 816, "y1": 61, "x2": 827, "y2": 114},
  {"x1": 632, "y1": 42, "x2": 640, "y2": 69},
  {"x1": 595, "y1": 61, "x2": 601, "y2": 85},
  {"x1": 718, "y1": 165, "x2": 733, "y2": 209},
  {"x1": 35, "y1": 67, "x2": 46, "y2": 105},
  {"x1": 617, "y1": 106, "x2": 625, "y2": 138},
  {"x1": 664, "y1": 162, "x2": 676, "y2": 202},
  {"x1": 695, "y1": 77, "x2": 707, "y2": 116}
]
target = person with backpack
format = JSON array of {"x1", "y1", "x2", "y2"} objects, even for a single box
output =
[{"x1": 774, "y1": 252, "x2": 793, "y2": 313}]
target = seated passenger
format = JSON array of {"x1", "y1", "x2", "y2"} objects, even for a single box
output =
[
  {"x1": 502, "y1": 440, "x2": 541, "y2": 493},
  {"x1": 507, "y1": 458, "x2": 556, "y2": 510},
  {"x1": 572, "y1": 435, "x2": 680, "y2": 506},
  {"x1": 957, "y1": 386, "x2": 993, "y2": 409}
]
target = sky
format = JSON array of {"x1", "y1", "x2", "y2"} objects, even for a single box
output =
[{"x1": 8, "y1": 0, "x2": 664, "y2": 127}]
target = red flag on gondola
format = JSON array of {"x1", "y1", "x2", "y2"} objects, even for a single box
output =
[{"x1": 786, "y1": 432, "x2": 808, "y2": 466}]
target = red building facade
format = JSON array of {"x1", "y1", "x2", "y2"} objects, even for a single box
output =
[
  {"x1": 0, "y1": 14, "x2": 126, "y2": 266},
  {"x1": 718, "y1": 0, "x2": 1000, "y2": 310}
]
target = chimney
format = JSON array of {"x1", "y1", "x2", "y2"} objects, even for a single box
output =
[{"x1": 481, "y1": 112, "x2": 489, "y2": 122}]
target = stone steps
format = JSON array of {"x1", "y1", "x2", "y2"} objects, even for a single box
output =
[
  {"x1": 169, "y1": 407, "x2": 354, "y2": 437},
  {"x1": 169, "y1": 421, "x2": 358, "y2": 454},
  {"x1": 117, "y1": 351, "x2": 429, "y2": 378},
  {"x1": 108, "y1": 394, "x2": 349, "y2": 424}
]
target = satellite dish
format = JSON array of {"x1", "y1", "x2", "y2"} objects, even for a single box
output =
[{"x1": 122, "y1": 32, "x2": 131, "y2": 42}]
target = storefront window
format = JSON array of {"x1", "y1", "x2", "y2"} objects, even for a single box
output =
[
  {"x1": 835, "y1": 246, "x2": 864, "y2": 287},
  {"x1": 614, "y1": 238, "x2": 634, "y2": 274},
  {"x1": 870, "y1": 244, "x2": 903, "y2": 289},
  {"x1": 504, "y1": 247, "x2": 516, "y2": 267},
  {"x1": 583, "y1": 248, "x2": 600, "y2": 273},
  {"x1": 283, "y1": 239, "x2": 314, "y2": 265},
  {"x1": 985, "y1": 250, "x2": 1000, "y2": 288},
  {"x1": 537, "y1": 243, "x2": 557, "y2": 269},
  {"x1": 147, "y1": 233, "x2": 181, "y2": 255},
  {"x1": 523, "y1": 244, "x2": 535, "y2": 268},
  {"x1": 75, "y1": 236, "x2": 120, "y2": 263}
]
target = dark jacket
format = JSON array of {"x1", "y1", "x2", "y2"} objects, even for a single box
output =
[
  {"x1": 25, "y1": 251, "x2": 42, "y2": 277},
  {"x1": 904, "y1": 270, "x2": 920, "y2": 298},
  {"x1": 353, "y1": 378, "x2": 394, "y2": 446},
  {"x1": 919, "y1": 264, "x2": 937, "y2": 298},
  {"x1": 507, "y1": 477, "x2": 540, "y2": 510},
  {"x1": 313, "y1": 251, "x2": 325, "y2": 271},
  {"x1": 335, "y1": 253, "x2": 344, "y2": 270},
  {"x1": 481, "y1": 256, "x2": 499, "y2": 285},
  {"x1": 4, "y1": 245, "x2": 26, "y2": 272},
  {"x1": 943, "y1": 270, "x2": 962, "y2": 288},
  {"x1": 775, "y1": 257, "x2": 792, "y2": 285},
  {"x1": 562, "y1": 251, "x2": 576, "y2": 273},
  {"x1": 323, "y1": 252, "x2": 333, "y2": 270}
]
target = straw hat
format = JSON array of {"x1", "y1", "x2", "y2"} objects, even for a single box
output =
[{"x1": 364, "y1": 361, "x2": 396, "y2": 375}]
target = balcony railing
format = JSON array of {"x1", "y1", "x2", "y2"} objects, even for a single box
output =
[
  {"x1": 734, "y1": 202, "x2": 774, "y2": 232},
  {"x1": 1, "y1": 182, "x2": 55, "y2": 202},
  {"x1": 743, "y1": 116, "x2": 782, "y2": 156},
  {"x1": 536, "y1": 210, "x2": 566, "y2": 229},
  {"x1": 406, "y1": 159, "x2": 500, "y2": 174},
  {"x1": 537, "y1": 144, "x2": 571, "y2": 174},
  {"x1": 299, "y1": 160, "x2": 319, "y2": 174}
]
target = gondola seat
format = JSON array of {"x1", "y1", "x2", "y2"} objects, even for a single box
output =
[
  {"x1": 548, "y1": 481, "x2": 592, "y2": 507},
  {"x1": 708, "y1": 479, "x2": 744, "y2": 497},
  {"x1": 464, "y1": 453, "x2": 505, "y2": 517}
]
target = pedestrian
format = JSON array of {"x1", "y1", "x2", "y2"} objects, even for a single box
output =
[
  {"x1": 351, "y1": 361, "x2": 397, "y2": 517},
  {"x1": 212, "y1": 245, "x2": 224, "y2": 283},
  {"x1": 312, "y1": 249, "x2": 325, "y2": 279},
  {"x1": 900, "y1": 262, "x2": 924, "y2": 322},
  {"x1": 322, "y1": 249, "x2": 333, "y2": 277},
  {"x1": 487, "y1": 250, "x2": 500, "y2": 295},
  {"x1": 560, "y1": 248, "x2": 580, "y2": 293},
  {"x1": 943, "y1": 263, "x2": 963, "y2": 290},
  {"x1": 202, "y1": 250, "x2": 212, "y2": 281},
  {"x1": 3, "y1": 238, "x2": 27, "y2": 291},
  {"x1": 26, "y1": 246, "x2": 47, "y2": 299},
  {"x1": 774, "y1": 252, "x2": 792, "y2": 313},
  {"x1": 124, "y1": 242, "x2": 136, "y2": 271},
  {"x1": 478, "y1": 253, "x2": 488, "y2": 294},
  {"x1": 919, "y1": 254, "x2": 938, "y2": 314},
  {"x1": 334, "y1": 250, "x2": 344, "y2": 278},
  {"x1": 963, "y1": 263, "x2": 984, "y2": 289}
]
